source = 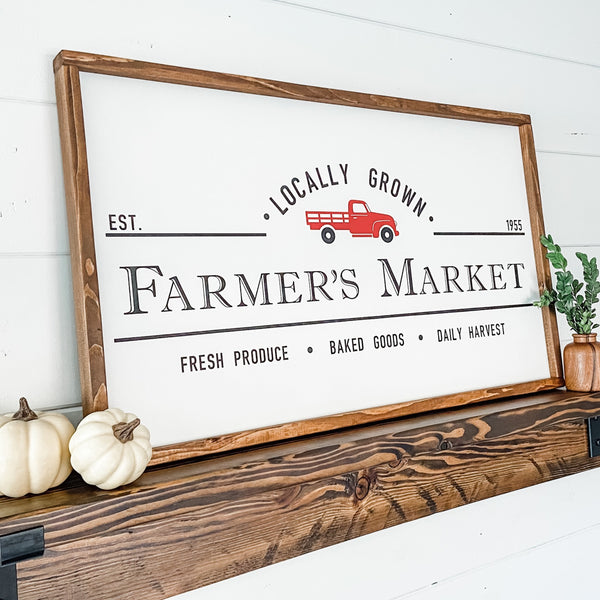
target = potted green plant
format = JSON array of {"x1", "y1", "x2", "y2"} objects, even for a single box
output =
[{"x1": 534, "y1": 234, "x2": 600, "y2": 391}]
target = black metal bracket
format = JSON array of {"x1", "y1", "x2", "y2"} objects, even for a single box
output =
[
  {"x1": 587, "y1": 416, "x2": 600, "y2": 458},
  {"x1": 0, "y1": 526, "x2": 44, "y2": 600},
  {"x1": 0, "y1": 564, "x2": 17, "y2": 600}
]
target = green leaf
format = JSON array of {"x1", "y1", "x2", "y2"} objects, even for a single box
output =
[
  {"x1": 534, "y1": 289, "x2": 557, "y2": 307},
  {"x1": 576, "y1": 251, "x2": 590, "y2": 267},
  {"x1": 547, "y1": 252, "x2": 567, "y2": 270}
]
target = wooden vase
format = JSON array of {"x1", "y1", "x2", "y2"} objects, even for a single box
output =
[{"x1": 563, "y1": 333, "x2": 600, "y2": 392}]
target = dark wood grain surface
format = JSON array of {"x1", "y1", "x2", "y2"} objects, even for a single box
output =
[{"x1": 2, "y1": 389, "x2": 599, "y2": 599}]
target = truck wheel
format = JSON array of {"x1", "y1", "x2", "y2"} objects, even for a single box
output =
[
  {"x1": 321, "y1": 226, "x2": 336, "y2": 244},
  {"x1": 380, "y1": 226, "x2": 394, "y2": 243}
]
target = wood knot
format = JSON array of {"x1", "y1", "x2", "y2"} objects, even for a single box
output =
[
  {"x1": 355, "y1": 476, "x2": 370, "y2": 500},
  {"x1": 439, "y1": 439, "x2": 453, "y2": 451},
  {"x1": 85, "y1": 257, "x2": 95, "y2": 276}
]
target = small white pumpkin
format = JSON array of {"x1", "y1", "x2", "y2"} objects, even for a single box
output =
[
  {"x1": 69, "y1": 408, "x2": 152, "y2": 490},
  {"x1": 0, "y1": 397, "x2": 75, "y2": 498}
]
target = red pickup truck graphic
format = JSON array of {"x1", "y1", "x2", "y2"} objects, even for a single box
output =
[{"x1": 306, "y1": 200, "x2": 399, "y2": 244}]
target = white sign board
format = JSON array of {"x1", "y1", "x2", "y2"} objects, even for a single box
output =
[{"x1": 55, "y1": 51, "x2": 561, "y2": 463}]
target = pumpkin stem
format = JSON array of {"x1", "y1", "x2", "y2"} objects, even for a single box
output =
[
  {"x1": 12, "y1": 397, "x2": 38, "y2": 421},
  {"x1": 112, "y1": 418, "x2": 141, "y2": 443}
]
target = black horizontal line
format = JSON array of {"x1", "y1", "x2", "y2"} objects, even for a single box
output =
[
  {"x1": 114, "y1": 302, "x2": 532, "y2": 344},
  {"x1": 433, "y1": 232, "x2": 526, "y2": 236},
  {"x1": 105, "y1": 232, "x2": 267, "y2": 238}
]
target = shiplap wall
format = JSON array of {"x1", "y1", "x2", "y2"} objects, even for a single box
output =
[{"x1": 1, "y1": 1, "x2": 599, "y2": 598}]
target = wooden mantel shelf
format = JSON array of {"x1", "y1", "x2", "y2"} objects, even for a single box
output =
[{"x1": 2, "y1": 389, "x2": 600, "y2": 599}]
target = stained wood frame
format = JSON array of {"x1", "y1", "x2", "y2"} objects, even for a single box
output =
[{"x1": 53, "y1": 50, "x2": 563, "y2": 465}]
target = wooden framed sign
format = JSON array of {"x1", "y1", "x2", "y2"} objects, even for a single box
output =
[{"x1": 54, "y1": 50, "x2": 562, "y2": 464}]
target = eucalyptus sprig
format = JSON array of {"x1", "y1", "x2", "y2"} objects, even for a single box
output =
[{"x1": 534, "y1": 234, "x2": 600, "y2": 334}]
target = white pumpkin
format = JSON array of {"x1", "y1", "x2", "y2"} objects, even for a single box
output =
[
  {"x1": 0, "y1": 397, "x2": 75, "y2": 498},
  {"x1": 69, "y1": 408, "x2": 152, "y2": 490}
]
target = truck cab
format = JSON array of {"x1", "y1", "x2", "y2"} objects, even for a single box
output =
[{"x1": 347, "y1": 200, "x2": 398, "y2": 242}]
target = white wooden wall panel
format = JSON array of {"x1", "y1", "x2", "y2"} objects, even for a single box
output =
[
  {"x1": 1, "y1": 2, "x2": 600, "y2": 154},
  {"x1": 0, "y1": 0, "x2": 599, "y2": 598},
  {"x1": 0, "y1": 256, "x2": 80, "y2": 411},
  {"x1": 172, "y1": 468, "x2": 600, "y2": 600},
  {"x1": 536, "y1": 153, "x2": 600, "y2": 346},
  {"x1": 273, "y1": 0, "x2": 600, "y2": 66},
  {"x1": 398, "y1": 525, "x2": 599, "y2": 599},
  {"x1": 537, "y1": 152, "x2": 600, "y2": 247},
  {"x1": 0, "y1": 101, "x2": 68, "y2": 254}
]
